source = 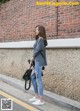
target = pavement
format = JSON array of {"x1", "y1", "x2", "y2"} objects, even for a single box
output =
[
  {"x1": 0, "y1": 73, "x2": 80, "y2": 111},
  {"x1": 0, "y1": 95, "x2": 31, "y2": 111}
]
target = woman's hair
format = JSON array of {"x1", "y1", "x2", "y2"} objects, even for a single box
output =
[{"x1": 35, "y1": 25, "x2": 48, "y2": 46}]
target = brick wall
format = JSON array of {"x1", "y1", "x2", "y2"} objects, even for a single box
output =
[
  {"x1": 58, "y1": 5, "x2": 80, "y2": 38},
  {"x1": 0, "y1": 0, "x2": 80, "y2": 42}
]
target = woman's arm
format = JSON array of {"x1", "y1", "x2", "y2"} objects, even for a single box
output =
[{"x1": 33, "y1": 37, "x2": 44, "y2": 58}]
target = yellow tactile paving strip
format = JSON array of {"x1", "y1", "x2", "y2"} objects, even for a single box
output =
[{"x1": 0, "y1": 90, "x2": 40, "y2": 111}]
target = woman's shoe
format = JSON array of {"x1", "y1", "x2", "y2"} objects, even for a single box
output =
[
  {"x1": 29, "y1": 97, "x2": 39, "y2": 102},
  {"x1": 32, "y1": 99, "x2": 45, "y2": 105}
]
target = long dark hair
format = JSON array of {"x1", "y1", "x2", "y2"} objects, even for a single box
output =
[{"x1": 35, "y1": 25, "x2": 48, "y2": 46}]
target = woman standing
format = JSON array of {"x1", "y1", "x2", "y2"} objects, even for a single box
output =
[{"x1": 29, "y1": 25, "x2": 47, "y2": 105}]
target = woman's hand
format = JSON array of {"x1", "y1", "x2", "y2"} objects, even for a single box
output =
[
  {"x1": 29, "y1": 56, "x2": 34, "y2": 68},
  {"x1": 31, "y1": 56, "x2": 34, "y2": 61}
]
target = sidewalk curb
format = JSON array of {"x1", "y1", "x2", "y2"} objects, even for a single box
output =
[{"x1": 0, "y1": 74, "x2": 80, "y2": 109}]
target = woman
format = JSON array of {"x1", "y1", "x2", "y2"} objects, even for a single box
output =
[{"x1": 29, "y1": 25, "x2": 47, "y2": 105}]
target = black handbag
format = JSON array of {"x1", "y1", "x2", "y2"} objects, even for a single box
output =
[
  {"x1": 23, "y1": 69, "x2": 32, "y2": 90},
  {"x1": 23, "y1": 69, "x2": 32, "y2": 81}
]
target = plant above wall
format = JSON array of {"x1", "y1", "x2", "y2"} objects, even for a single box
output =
[{"x1": 0, "y1": 0, "x2": 10, "y2": 3}]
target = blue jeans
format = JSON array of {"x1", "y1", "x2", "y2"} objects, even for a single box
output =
[{"x1": 31, "y1": 61, "x2": 43, "y2": 96}]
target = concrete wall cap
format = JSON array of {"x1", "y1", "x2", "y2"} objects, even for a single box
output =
[{"x1": 0, "y1": 38, "x2": 80, "y2": 48}]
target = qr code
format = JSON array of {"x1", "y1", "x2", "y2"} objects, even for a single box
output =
[{"x1": 1, "y1": 98, "x2": 13, "y2": 110}]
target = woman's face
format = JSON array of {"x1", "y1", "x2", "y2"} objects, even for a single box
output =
[{"x1": 35, "y1": 27, "x2": 39, "y2": 35}]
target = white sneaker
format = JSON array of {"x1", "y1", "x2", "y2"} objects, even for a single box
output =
[
  {"x1": 32, "y1": 99, "x2": 45, "y2": 106},
  {"x1": 29, "y1": 97, "x2": 39, "y2": 102}
]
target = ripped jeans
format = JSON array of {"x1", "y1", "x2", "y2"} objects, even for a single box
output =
[{"x1": 31, "y1": 61, "x2": 43, "y2": 96}]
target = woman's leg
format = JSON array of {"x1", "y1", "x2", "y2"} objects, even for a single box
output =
[
  {"x1": 31, "y1": 73, "x2": 39, "y2": 98},
  {"x1": 35, "y1": 62, "x2": 44, "y2": 102}
]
